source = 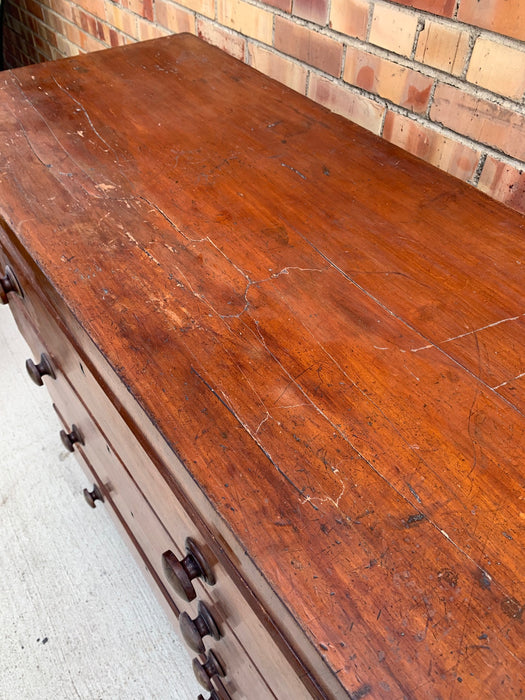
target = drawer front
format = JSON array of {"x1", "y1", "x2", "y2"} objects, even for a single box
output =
[
  {"x1": 0, "y1": 236, "x2": 319, "y2": 699},
  {"x1": 2, "y1": 289, "x2": 276, "y2": 700},
  {"x1": 50, "y1": 377, "x2": 273, "y2": 700}
]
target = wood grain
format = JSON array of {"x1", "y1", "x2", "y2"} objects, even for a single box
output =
[{"x1": 0, "y1": 34, "x2": 524, "y2": 698}]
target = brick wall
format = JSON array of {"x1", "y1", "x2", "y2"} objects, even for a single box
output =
[{"x1": 3, "y1": 0, "x2": 525, "y2": 215}]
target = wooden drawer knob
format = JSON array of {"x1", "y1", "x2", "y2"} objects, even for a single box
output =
[
  {"x1": 83, "y1": 483, "x2": 104, "y2": 508},
  {"x1": 179, "y1": 601, "x2": 221, "y2": 653},
  {"x1": 25, "y1": 353, "x2": 56, "y2": 386},
  {"x1": 162, "y1": 538, "x2": 215, "y2": 602},
  {"x1": 197, "y1": 677, "x2": 231, "y2": 700},
  {"x1": 192, "y1": 650, "x2": 225, "y2": 690},
  {"x1": 60, "y1": 424, "x2": 84, "y2": 452},
  {"x1": 0, "y1": 265, "x2": 23, "y2": 304}
]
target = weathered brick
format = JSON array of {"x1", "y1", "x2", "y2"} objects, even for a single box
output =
[
  {"x1": 43, "y1": 9, "x2": 66, "y2": 37},
  {"x1": 136, "y1": 16, "x2": 170, "y2": 40},
  {"x1": 77, "y1": 27, "x2": 107, "y2": 52},
  {"x1": 431, "y1": 83, "x2": 525, "y2": 162},
  {"x1": 73, "y1": 0, "x2": 105, "y2": 21},
  {"x1": 458, "y1": 0, "x2": 525, "y2": 43},
  {"x1": 25, "y1": 0, "x2": 45, "y2": 21},
  {"x1": 344, "y1": 46, "x2": 433, "y2": 114},
  {"x1": 308, "y1": 73, "x2": 385, "y2": 134},
  {"x1": 217, "y1": 0, "x2": 274, "y2": 44},
  {"x1": 56, "y1": 34, "x2": 78, "y2": 57},
  {"x1": 382, "y1": 110, "x2": 480, "y2": 180},
  {"x1": 120, "y1": 0, "x2": 154, "y2": 21},
  {"x1": 105, "y1": 4, "x2": 138, "y2": 37},
  {"x1": 384, "y1": 0, "x2": 455, "y2": 17},
  {"x1": 274, "y1": 16, "x2": 343, "y2": 76},
  {"x1": 109, "y1": 28, "x2": 121, "y2": 47},
  {"x1": 329, "y1": 0, "x2": 369, "y2": 40},
  {"x1": 248, "y1": 44, "x2": 308, "y2": 93},
  {"x1": 262, "y1": 0, "x2": 292, "y2": 11},
  {"x1": 173, "y1": 0, "x2": 215, "y2": 19},
  {"x1": 155, "y1": 1, "x2": 195, "y2": 34},
  {"x1": 467, "y1": 37, "x2": 525, "y2": 100},
  {"x1": 197, "y1": 19, "x2": 246, "y2": 60},
  {"x1": 477, "y1": 155, "x2": 525, "y2": 215},
  {"x1": 63, "y1": 20, "x2": 82, "y2": 47},
  {"x1": 72, "y1": 7, "x2": 104, "y2": 40},
  {"x1": 369, "y1": 3, "x2": 419, "y2": 57},
  {"x1": 293, "y1": 0, "x2": 329, "y2": 26},
  {"x1": 48, "y1": 0, "x2": 74, "y2": 23},
  {"x1": 415, "y1": 20, "x2": 470, "y2": 77}
]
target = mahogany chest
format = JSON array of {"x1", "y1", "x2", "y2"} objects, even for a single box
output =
[{"x1": 1, "y1": 33, "x2": 524, "y2": 699}]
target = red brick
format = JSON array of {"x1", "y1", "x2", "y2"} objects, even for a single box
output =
[
  {"x1": 74, "y1": 0, "x2": 105, "y2": 20},
  {"x1": 458, "y1": 0, "x2": 525, "y2": 43},
  {"x1": 369, "y1": 3, "x2": 419, "y2": 57},
  {"x1": 383, "y1": 111, "x2": 480, "y2": 181},
  {"x1": 48, "y1": 0, "x2": 74, "y2": 23},
  {"x1": 262, "y1": 0, "x2": 292, "y2": 10},
  {"x1": 293, "y1": 0, "x2": 329, "y2": 25},
  {"x1": 136, "y1": 16, "x2": 170, "y2": 40},
  {"x1": 466, "y1": 37, "x2": 525, "y2": 100},
  {"x1": 477, "y1": 156, "x2": 525, "y2": 215},
  {"x1": 248, "y1": 43, "x2": 308, "y2": 93},
  {"x1": 308, "y1": 73, "x2": 386, "y2": 134},
  {"x1": 42, "y1": 8, "x2": 66, "y2": 35},
  {"x1": 197, "y1": 19, "x2": 246, "y2": 61},
  {"x1": 329, "y1": 0, "x2": 369, "y2": 40},
  {"x1": 76, "y1": 27, "x2": 106, "y2": 52},
  {"x1": 415, "y1": 20, "x2": 469, "y2": 77},
  {"x1": 274, "y1": 16, "x2": 343, "y2": 77},
  {"x1": 385, "y1": 0, "x2": 455, "y2": 18},
  {"x1": 105, "y1": 3, "x2": 138, "y2": 37},
  {"x1": 109, "y1": 27, "x2": 120, "y2": 47},
  {"x1": 63, "y1": 20, "x2": 82, "y2": 46},
  {"x1": 431, "y1": 83, "x2": 525, "y2": 162},
  {"x1": 344, "y1": 46, "x2": 433, "y2": 114},
  {"x1": 120, "y1": 0, "x2": 154, "y2": 21},
  {"x1": 25, "y1": 0, "x2": 45, "y2": 21},
  {"x1": 217, "y1": 0, "x2": 273, "y2": 43},
  {"x1": 156, "y1": 1, "x2": 195, "y2": 34},
  {"x1": 174, "y1": 0, "x2": 215, "y2": 18}
]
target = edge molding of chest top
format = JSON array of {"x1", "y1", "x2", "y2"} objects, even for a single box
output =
[{"x1": 1, "y1": 33, "x2": 524, "y2": 700}]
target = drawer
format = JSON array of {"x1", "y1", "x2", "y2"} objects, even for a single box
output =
[
  {"x1": 2, "y1": 298, "x2": 276, "y2": 700},
  {"x1": 59, "y1": 430, "x2": 184, "y2": 631},
  {"x1": 50, "y1": 378, "x2": 273, "y2": 699},
  {"x1": 0, "y1": 234, "x2": 319, "y2": 698}
]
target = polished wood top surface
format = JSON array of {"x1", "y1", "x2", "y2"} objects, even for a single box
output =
[{"x1": 1, "y1": 34, "x2": 524, "y2": 698}]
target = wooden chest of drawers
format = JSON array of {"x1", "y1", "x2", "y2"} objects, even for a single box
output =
[{"x1": 1, "y1": 34, "x2": 524, "y2": 699}]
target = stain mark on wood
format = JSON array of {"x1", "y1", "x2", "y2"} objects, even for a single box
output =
[
  {"x1": 350, "y1": 683, "x2": 372, "y2": 699},
  {"x1": 501, "y1": 597, "x2": 523, "y2": 621},
  {"x1": 406, "y1": 512, "x2": 426, "y2": 527},
  {"x1": 437, "y1": 568, "x2": 458, "y2": 588}
]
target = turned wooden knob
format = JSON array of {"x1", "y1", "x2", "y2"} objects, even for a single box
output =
[
  {"x1": 83, "y1": 483, "x2": 104, "y2": 508},
  {"x1": 197, "y1": 677, "x2": 231, "y2": 700},
  {"x1": 60, "y1": 424, "x2": 83, "y2": 452},
  {"x1": 162, "y1": 538, "x2": 215, "y2": 602},
  {"x1": 192, "y1": 650, "x2": 225, "y2": 690},
  {"x1": 179, "y1": 601, "x2": 221, "y2": 653},
  {"x1": 25, "y1": 353, "x2": 56, "y2": 386},
  {"x1": 0, "y1": 265, "x2": 23, "y2": 304}
]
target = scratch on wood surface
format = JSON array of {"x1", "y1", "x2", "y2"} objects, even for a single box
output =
[
  {"x1": 190, "y1": 365, "x2": 318, "y2": 508},
  {"x1": 124, "y1": 231, "x2": 161, "y2": 266},
  {"x1": 301, "y1": 475, "x2": 346, "y2": 509},
  {"x1": 410, "y1": 314, "x2": 524, "y2": 352},
  {"x1": 493, "y1": 371, "x2": 525, "y2": 390},
  {"x1": 51, "y1": 76, "x2": 115, "y2": 157},
  {"x1": 6, "y1": 75, "x2": 119, "y2": 199}
]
